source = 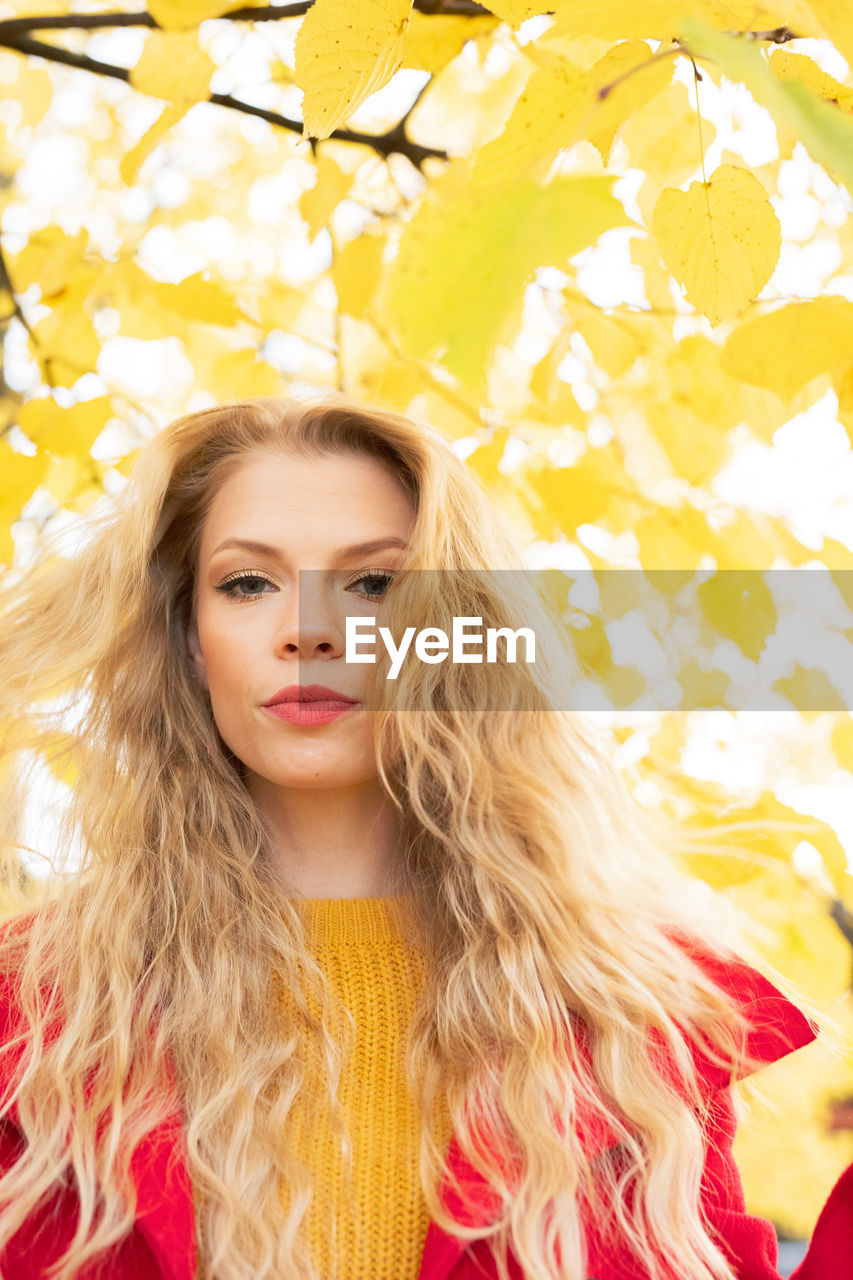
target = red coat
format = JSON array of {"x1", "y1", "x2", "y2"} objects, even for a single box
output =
[
  {"x1": 0, "y1": 914, "x2": 818, "y2": 1280},
  {"x1": 788, "y1": 1159, "x2": 853, "y2": 1280}
]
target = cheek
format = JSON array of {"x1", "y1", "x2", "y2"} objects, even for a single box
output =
[{"x1": 199, "y1": 609, "x2": 259, "y2": 686}]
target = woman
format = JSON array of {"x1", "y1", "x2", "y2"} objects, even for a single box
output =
[{"x1": 0, "y1": 392, "x2": 818, "y2": 1280}]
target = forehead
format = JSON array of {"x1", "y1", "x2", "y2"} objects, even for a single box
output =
[{"x1": 199, "y1": 449, "x2": 415, "y2": 552}]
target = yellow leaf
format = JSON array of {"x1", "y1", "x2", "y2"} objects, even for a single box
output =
[
  {"x1": 111, "y1": 448, "x2": 142, "y2": 479},
  {"x1": 294, "y1": 0, "x2": 414, "y2": 141},
  {"x1": 630, "y1": 333, "x2": 793, "y2": 488},
  {"x1": 253, "y1": 283, "x2": 306, "y2": 335},
  {"x1": 468, "y1": 57, "x2": 590, "y2": 194},
  {"x1": 351, "y1": 349, "x2": 425, "y2": 408},
  {"x1": 774, "y1": 665, "x2": 845, "y2": 712},
  {"x1": 182, "y1": 328, "x2": 285, "y2": 398},
  {"x1": 94, "y1": 261, "x2": 244, "y2": 334},
  {"x1": 735, "y1": 1029, "x2": 853, "y2": 1239},
  {"x1": 9, "y1": 225, "x2": 89, "y2": 299},
  {"x1": 402, "y1": 12, "x2": 499, "y2": 73},
  {"x1": 646, "y1": 399, "x2": 730, "y2": 486},
  {"x1": 525, "y1": 440, "x2": 631, "y2": 535},
  {"x1": 634, "y1": 504, "x2": 713, "y2": 569},
  {"x1": 837, "y1": 363, "x2": 853, "y2": 443},
  {"x1": 621, "y1": 80, "x2": 716, "y2": 181},
  {"x1": 130, "y1": 30, "x2": 216, "y2": 104},
  {"x1": 707, "y1": 0, "x2": 796, "y2": 26},
  {"x1": 388, "y1": 159, "x2": 635, "y2": 389},
  {"x1": 831, "y1": 717, "x2": 853, "y2": 770},
  {"x1": 697, "y1": 571, "x2": 776, "y2": 662},
  {"x1": 651, "y1": 163, "x2": 781, "y2": 325},
  {"x1": 17, "y1": 396, "x2": 112, "y2": 456},
  {"x1": 664, "y1": 333, "x2": 758, "y2": 431},
  {"x1": 42, "y1": 454, "x2": 97, "y2": 504},
  {"x1": 269, "y1": 57, "x2": 296, "y2": 87},
  {"x1": 120, "y1": 102, "x2": 189, "y2": 185},
  {"x1": 769, "y1": 48, "x2": 853, "y2": 114},
  {"x1": 573, "y1": 309, "x2": 645, "y2": 377},
  {"x1": 804, "y1": 0, "x2": 853, "y2": 74},
  {"x1": 481, "y1": 0, "x2": 547, "y2": 26},
  {"x1": 332, "y1": 230, "x2": 386, "y2": 317},
  {"x1": 5, "y1": 0, "x2": 70, "y2": 15},
  {"x1": 299, "y1": 155, "x2": 353, "y2": 240},
  {"x1": 0, "y1": 441, "x2": 48, "y2": 519},
  {"x1": 18, "y1": 66, "x2": 53, "y2": 128},
  {"x1": 827, "y1": 571, "x2": 853, "y2": 618},
  {"x1": 213, "y1": 348, "x2": 284, "y2": 398},
  {"x1": 708, "y1": 509, "x2": 815, "y2": 569},
  {"x1": 547, "y1": 0, "x2": 704, "y2": 40},
  {"x1": 154, "y1": 272, "x2": 245, "y2": 327},
  {"x1": 146, "y1": 0, "x2": 241, "y2": 29},
  {"x1": 546, "y1": 1, "x2": 796, "y2": 40},
  {"x1": 41, "y1": 730, "x2": 84, "y2": 790},
  {"x1": 30, "y1": 286, "x2": 102, "y2": 387},
  {"x1": 627, "y1": 228, "x2": 678, "y2": 311},
  {"x1": 822, "y1": 536, "x2": 853, "y2": 570},
  {"x1": 720, "y1": 297, "x2": 853, "y2": 403},
  {"x1": 677, "y1": 659, "x2": 730, "y2": 710},
  {"x1": 529, "y1": 333, "x2": 585, "y2": 425},
  {"x1": 0, "y1": 527, "x2": 16, "y2": 570},
  {"x1": 585, "y1": 39, "x2": 676, "y2": 163},
  {"x1": 677, "y1": 16, "x2": 853, "y2": 201},
  {"x1": 91, "y1": 261, "x2": 168, "y2": 340}
]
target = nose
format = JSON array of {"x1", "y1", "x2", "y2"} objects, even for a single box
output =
[{"x1": 273, "y1": 572, "x2": 348, "y2": 661}]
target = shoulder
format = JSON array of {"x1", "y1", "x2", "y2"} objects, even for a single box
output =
[
  {"x1": 669, "y1": 928, "x2": 820, "y2": 1087},
  {"x1": 0, "y1": 909, "x2": 38, "y2": 1019},
  {"x1": 0, "y1": 906, "x2": 64, "y2": 1054}
]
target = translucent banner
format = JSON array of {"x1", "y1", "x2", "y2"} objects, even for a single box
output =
[{"x1": 290, "y1": 569, "x2": 853, "y2": 712}]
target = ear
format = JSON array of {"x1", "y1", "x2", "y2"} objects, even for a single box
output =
[{"x1": 187, "y1": 617, "x2": 209, "y2": 692}]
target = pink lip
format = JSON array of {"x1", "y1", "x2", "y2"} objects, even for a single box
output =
[
  {"x1": 263, "y1": 701, "x2": 359, "y2": 727},
  {"x1": 264, "y1": 684, "x2": 358, "y2": 706},
  {"x1": 262, "y1": 684, "x2": 360, "y2": 727}
]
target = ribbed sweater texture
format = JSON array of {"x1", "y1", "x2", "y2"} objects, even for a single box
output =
[{"x1": 273, "y1": 893, "x2": 453, "y2": 1280}]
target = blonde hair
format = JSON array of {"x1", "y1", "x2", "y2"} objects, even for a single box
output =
[{"x1": 0, "y1": 392, "x2": 793, "y2": 1280}]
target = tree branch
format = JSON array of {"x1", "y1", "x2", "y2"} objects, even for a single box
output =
[
  {"x1": 596, "y1": 26, "x2": 803, "y2": 101},
  {"x1": 0, "y1": 240, "x2": 37, "y2": 345},
  {"x1": 0, "y1": 32, "x2": 448, "y2": 168},
  {"x1": 831, "y1": 897, "x2": 853, "y2": 950},
  {"x1": 0, "y1": 0, "x2": 491, "y2": 37},
  {"x1": 740, "y1": 24, "x2": 801, "y2": 43},
  {"x1": 830, "y1": 897, "x2": 853, "y2": 991}
]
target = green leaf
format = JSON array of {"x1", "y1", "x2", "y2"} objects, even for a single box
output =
[{"x1": 677, "y1": 16, "x2": 853, "y2": 201}]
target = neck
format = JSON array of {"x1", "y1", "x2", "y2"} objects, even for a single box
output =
[{"x1": 246, "y1": 774, "x2": 406, "y2": 898}]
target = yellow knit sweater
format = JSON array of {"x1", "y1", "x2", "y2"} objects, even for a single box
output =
[{"x1": 273, "y1": 894, "x2": 454, "y2": 1280}]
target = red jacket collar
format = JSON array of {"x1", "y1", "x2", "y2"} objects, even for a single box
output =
[
  {"x1": 0, "y1": 921, "x2": 818, "y2": 1280},
  {"x1": 416, "y1": 940, "x2": 818, "y2": 1280}
]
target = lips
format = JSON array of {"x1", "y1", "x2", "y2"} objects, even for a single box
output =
[{"x1": 263, "y1": 684, "x2": 358, "y2": 707}]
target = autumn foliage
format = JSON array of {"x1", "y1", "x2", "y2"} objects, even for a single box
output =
[{"x1": 1, "y1": 0, "x2": 853, "y2": 1236}]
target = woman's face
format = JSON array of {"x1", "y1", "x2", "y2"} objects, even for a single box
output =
[{"x1": 187, "y1": 447, "x2": 416, "y2": 791}]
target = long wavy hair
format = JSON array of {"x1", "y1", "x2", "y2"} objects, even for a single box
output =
[{"x1": 0, "y1": 391, "x2": 803, "y2": 1280}]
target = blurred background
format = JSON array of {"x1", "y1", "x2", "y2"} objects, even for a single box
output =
[{"x1": 1, "y1": 0, "x2": 853, "y2": 1265}]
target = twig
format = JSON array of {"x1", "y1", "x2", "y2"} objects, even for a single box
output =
[
  {"x1": 0, "y1": 241, "x2": 37, "y2": 345},
  {"x1": 0, "y1": 33, "x2": 447, "y2": 168},
  {"x1": 597, "y1": 44, "x2": 680, "y2": 100},
  {"x1": 741, "y1": 25, "x2": 800, "y2": 44},
  {"x1": 595, "y1": 25, "x2": 803, "y2": 101},
  {"x1": 0, "y1": 0, "x2": 491, "y2": 36}
]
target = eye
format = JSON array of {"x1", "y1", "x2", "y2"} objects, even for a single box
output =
[
  {"x1": 214, "y1": 571, "x2": 277, "y2": 603},
  {"x1": 345, "y1": 568, "x2": 397, "y2": 603}
]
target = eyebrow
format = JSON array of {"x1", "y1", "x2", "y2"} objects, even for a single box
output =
[{"x1": 209, "y1": 536, "x2": 410, "y2": 562}]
